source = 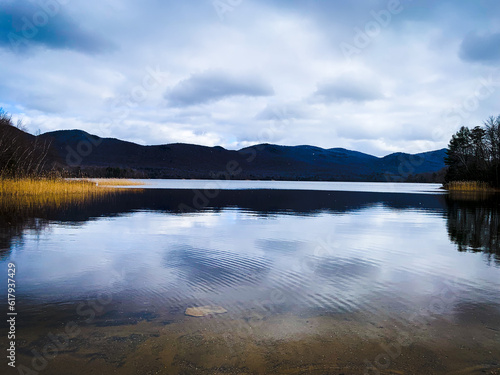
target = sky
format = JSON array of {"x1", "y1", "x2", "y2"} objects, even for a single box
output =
[{"x1": 0, "y1": 0, "x2": 499, "y2": 156}]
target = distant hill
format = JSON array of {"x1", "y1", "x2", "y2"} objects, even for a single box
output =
[{"x1": 39, "y1": 129, "x2": 447, "y2": 181}]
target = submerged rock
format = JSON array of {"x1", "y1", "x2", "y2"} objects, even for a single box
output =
[{"x1": 185, "y1": 306, "x2": 227, "y2": 317}]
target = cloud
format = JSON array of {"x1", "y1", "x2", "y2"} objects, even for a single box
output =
[
  {"x1": 164, "y1": 71, "x2": 274, "y2": 107},
  {"x1": 0, "y1": 2, "x2": 113, "y2": 53},
  {"x1": 313, "y1": 77, "x2": 382, "y2": 103},
  {"x1": 255, "y1": 104, "x2": 307, "y2": 121},
  {"x1": 459, "y1": 32, "x2": 500, "y2": 63}
]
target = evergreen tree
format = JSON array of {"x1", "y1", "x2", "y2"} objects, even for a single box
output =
[{"x1": 445, "y1": 116, "x2": 500, "y2": 187}]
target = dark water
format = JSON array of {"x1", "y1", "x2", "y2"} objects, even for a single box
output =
[{"x1": 1, "y1": 185, "x2": 499, "y2": 374}]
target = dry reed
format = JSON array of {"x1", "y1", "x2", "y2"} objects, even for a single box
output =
[
  {"x1": 91, "y1": 179, "x2": 145, "y2": 187},
  {"x1": 0, "y1": 178, "x2": 128, "y2": 210},
  {"x1": 443, "y1": 181, "x2": 496, "y2": 192}
]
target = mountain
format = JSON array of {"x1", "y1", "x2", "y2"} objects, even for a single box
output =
[{"x1": 39, "y1": 129, "x2": 447, "y2": 181}]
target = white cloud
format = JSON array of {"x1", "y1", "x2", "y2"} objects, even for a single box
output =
[{"x1": 165, "y1": 70, "x2": 274, "y2": 106}]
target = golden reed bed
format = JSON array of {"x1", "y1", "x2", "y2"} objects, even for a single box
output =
[
  {"x1": 0, "y1": 178, "x2": 144, "y2": 195},
  {"x1": 1, "y1": 178, "x2": 107, "y2": 196},
  {"x1": 0, "y1": 178, "x2": 141, "y2": 210},
  {"x1": 443, "y1": 181, "x2": 497, "y2": 192},
  {"x1": 91, "y1": 179, "x2": 145, "y2": 187}
]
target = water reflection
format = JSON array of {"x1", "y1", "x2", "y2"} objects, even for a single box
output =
[
  {"x1": 1, "y1": 189, "x2": 499, "y2": 309},
  {"x1": 1, "y1": 189, "x2": 498, "y2": 305},
  {"x1": 446, "y1": 193, "x2": 500, "y2": 265},
  {"x1": 3, "y1": 188, "x2": 500, "y2": 266},
  {"x1": 0, "y1": 193, "x2": 130, "y2": 259},
  {"x1": 0, "y1": 189, "x2": 446, "y2": 258}
]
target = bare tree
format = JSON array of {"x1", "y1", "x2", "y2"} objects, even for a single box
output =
[{"x1": 0, "y1": 109, "x2": 53, "y2": 178}]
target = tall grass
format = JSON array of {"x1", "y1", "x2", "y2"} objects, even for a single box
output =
[
  {"x1": 443, "y1": 181, "x2": 496, "y2": 192},
  {"x1": 0, "y1": 178, "x2": 113, "y2": 196},
  {"x1": 0, "y1": 178, "x2": 128, "y2": 210},
  {"x1": 91, "y1": 179, "x2": 145, "y2": 187}
]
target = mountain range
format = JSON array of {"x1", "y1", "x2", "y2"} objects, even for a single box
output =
[{"x1": 39, "y1": 129, "x2": 447, "y2": 181}]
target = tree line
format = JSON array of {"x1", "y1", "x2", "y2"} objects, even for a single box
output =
[{"x1": 445, "y1": 115, "x2": 500, "y2": 187}]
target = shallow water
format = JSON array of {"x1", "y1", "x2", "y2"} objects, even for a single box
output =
[{"x1": 1, "y1": 182, "x2": 499, "y2": 374}]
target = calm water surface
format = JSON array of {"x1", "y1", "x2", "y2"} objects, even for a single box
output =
[
  {"x1": 105, "y1": 179, "x2": 445, "y2": 193},
  {"x1": 1, "y1": 181, "x2": 499, "y2": 374}
]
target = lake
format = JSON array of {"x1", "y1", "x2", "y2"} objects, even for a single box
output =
[{"x1": 1, "y1": 181, "x2": 499, "y2": 374}]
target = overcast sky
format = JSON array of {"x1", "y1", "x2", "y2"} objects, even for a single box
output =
[{"x1": 1, "y1": 0, "x2": 499, "y2": 156}]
